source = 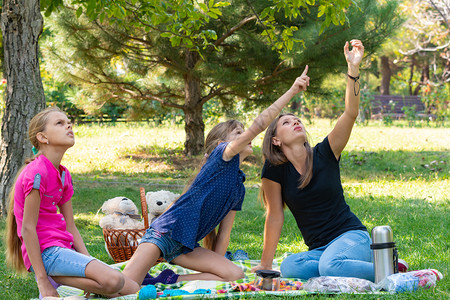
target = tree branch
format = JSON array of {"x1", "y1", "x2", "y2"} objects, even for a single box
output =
[
  {"x1": 214, "y1": 15, "x2": 257, "y2": 46},
  {"x1": 400, "y1": 41, "x2": 450, "y2": 55},
  {"x1": 255, "y1": 61, "x2": 298, "y2": 85},
  {"x1": 428, "y1": 0, "x2": 450, "y2": 29},
  {"x1": 200, "y1": 86, "x2": 225, "y2": 106}
]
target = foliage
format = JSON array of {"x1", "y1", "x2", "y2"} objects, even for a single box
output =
[
  {"x1": 38, "y1": 0, "x2": 400, "y2": 155},
  {"x1": 63, "y1": 0, "x2": 357, "y2": 55},
  {"x1": 421, "y1": 84, "x2": 450, "y2": 124},
  {"x1": 40, "y1": 68, "x2": 85, "y2": 120},
  {"x1": 401, "y1": 104, "x2": 417, "y2": 126},
  {"x1": 374, "y1": 0, "x2": 449, "y2": 96}
]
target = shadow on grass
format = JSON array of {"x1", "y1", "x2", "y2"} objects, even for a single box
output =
[
  {"x1": 95, "y1": 144, "x2": 450, "y2": 184},
  {"x1": 340, "y1": 150, "x2": 449, "y2": 181},
  {"x1": 73, "y1": 145, "x2": 446, "y2": 187}
]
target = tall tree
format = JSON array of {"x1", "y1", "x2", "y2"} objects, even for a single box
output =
[
  {"x1": 380, "y1": 55, "x2": 392, "y2": 95},
  {"x1": 378, "y1": 0, "x2": 449, "y2": 95},
  {"x1": 42, "y1": 0, "x2": 400, "y2": 155},
  {"x1": 400, "y1": 0, "x2": 449, "y2": 88},
  {"x1": 0, "y1": 0, "x2": 45, "y2": 216}
]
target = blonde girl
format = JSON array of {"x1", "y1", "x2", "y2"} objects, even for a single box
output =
[{"x1": 6, "y1": 107, "x2": 139, "y2": 298}]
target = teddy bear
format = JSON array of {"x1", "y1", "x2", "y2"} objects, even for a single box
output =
[
  {"x1": 99, "y1": 197, "x2": 146, "y2": 261},
  {"x1": 99, "y1": 196, "x2": 145, "y2": 230},
  {"x1": 146, "y1": 190, "x2": 180, "y2": 224}
]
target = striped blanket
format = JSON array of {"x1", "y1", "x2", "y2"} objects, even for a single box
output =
[{"x1": 52, "y1": 254, "x2": 309, "y2": 299}]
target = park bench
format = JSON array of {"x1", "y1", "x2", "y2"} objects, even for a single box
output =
[{"x1": 370, "y1": 95, "x2": 427, "y2": 119}]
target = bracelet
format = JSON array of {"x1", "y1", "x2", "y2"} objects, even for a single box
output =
[
  {"x1": 347, "y1": 73, "x2": 360, "y2": 81},
  {"x1": 347, "y1": 73, "x2": 360, "y2": 96}
]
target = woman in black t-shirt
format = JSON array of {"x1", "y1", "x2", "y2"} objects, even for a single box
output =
[{"x1": 252, "y1": 40, "x2": 375, "y2": 281}]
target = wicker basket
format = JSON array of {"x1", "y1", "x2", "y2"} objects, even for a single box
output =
[{"x1": 103, "y1": 187, "x2": 150, "y2": 263}]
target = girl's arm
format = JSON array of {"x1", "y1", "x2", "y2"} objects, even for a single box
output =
[
  {"x1": 214, "y1": 210, "x2": 237, "y2": 256},
  {"x1": 251, "y1": 179, "x2": 284, "y2": 272},
  {"x1": 60, "y1": 200, "x2": 89, "y2": 256},
  {"x1": 328, "y1": 40, "x2": 365, "y2": 159},
  {"x1": 223, "y1": 66, "x2": 310, "y2": 161},
  {"x1": 22, "y1": 190, "x2": 59, "y2": 297}
]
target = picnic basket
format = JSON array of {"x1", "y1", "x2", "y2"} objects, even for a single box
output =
[{"x1": 103, "y1": 187, "x2": 159, "y2": 263}]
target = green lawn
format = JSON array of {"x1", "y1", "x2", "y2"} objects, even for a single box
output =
[{"x1": 0, "y1": 119, "x2": 448, "y2": 299}]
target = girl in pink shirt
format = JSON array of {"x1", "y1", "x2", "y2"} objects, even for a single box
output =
[{"x1": 5, "y1": 107, "x2": 139, "y2": 298}]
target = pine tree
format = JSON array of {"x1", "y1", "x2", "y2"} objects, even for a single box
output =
[{"x1": 41, "y1": 0, "x2": 401, "y2": 155}]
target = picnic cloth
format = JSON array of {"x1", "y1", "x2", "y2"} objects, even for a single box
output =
[
  {"x1": 45, "y1": 253, "x2": 312, "y2": 299},
  {"x1": 35, "y1": 254, "x2": 442, "y2": 299}
]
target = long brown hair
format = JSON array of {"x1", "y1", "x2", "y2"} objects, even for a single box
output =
[
  {"x1": 5, "y1": 106, "x2": 64, "y2": 273},
  {"x1": 260, "y1": 113, "x2": 313, "y2": 207},
  {"x1": 199, "y1": 120, "x2": 244, "y2": 251},
  {"x1": 5, "y1": 181, "x2": 26, "y2": 273}
]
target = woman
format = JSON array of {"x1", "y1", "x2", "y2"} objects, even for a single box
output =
[{"x1": 252, "y1": 40, "x2": 375, "y2": 281}]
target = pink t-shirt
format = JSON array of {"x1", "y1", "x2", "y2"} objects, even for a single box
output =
[{"x1": 14, "y1": 155, "x2": 75, "y2": 271}]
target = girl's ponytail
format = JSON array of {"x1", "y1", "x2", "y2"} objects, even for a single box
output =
[
  {"x1": 5, "y1": 184, "x2": 26, "y2": 273},
  {"x1": 203, "y1": 230, "x2": 217, "y2": 251}
]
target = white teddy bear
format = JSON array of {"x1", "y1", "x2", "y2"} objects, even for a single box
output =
[
  {"x1": 146, "y1": 190, "x2": 180, "y2": 224},
  {"x1": 99, "y1": 197, "x2": 145, "y2": 230}
]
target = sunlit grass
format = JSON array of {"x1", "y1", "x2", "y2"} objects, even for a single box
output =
[{"x1": 63, "y1": 119, "x2": 449, "y2": 185}]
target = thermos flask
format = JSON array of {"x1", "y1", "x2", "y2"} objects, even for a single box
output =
[{"x1": 370, "y1": 225, "x2": 398, "y2": 283}]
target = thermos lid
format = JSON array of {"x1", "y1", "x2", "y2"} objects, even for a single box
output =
[
  {"x1": 371, "y1": 225, "x2": 394, "y2": 243},
  {"x1": 256, "y1": 270, "x2": 281, "y2": 278}
]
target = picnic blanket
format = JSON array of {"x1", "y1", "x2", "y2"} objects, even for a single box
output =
[
  {"x1": 37, "y1": 255, "x2": 443, "y2": 299},
  {"x1": 49, "y1": 254, "x2": 311, "y2": 299}
]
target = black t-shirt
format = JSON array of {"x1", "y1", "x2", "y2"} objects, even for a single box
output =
[{"x1": 261, "y1": 136, "x2": 366, "y2": 250}]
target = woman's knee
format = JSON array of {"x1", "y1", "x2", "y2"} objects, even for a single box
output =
[
  {"x1": 281, "y1": 253, "x2": 321, "y2": 279},
  {"x1": 280, "y1": 256, "x2": 298, "y2": 277},
  {"x1": 318, "y1": 258, "x2": 341, "y2": 277}
]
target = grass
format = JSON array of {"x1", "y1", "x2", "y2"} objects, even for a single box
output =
[{"x1": 0, "y1": 119, "x2": 449, "y2": 299}]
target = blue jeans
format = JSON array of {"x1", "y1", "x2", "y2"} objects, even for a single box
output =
[
  {"x1": 140, "y1": 228, "x2": 187, "y2": 262},
  {"x1": 31, "y1": 246, "x2": 96, "y2": 277},
  {"x1": 280, "y1": 230, "x2": 374, "y2": 282}
]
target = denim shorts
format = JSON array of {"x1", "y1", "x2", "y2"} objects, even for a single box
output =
[
  {"x1": 36, "y1": 246, "x2": 96, "y2": 277},
  {"x1": 140, "y1": 228, "x2": 186, "y2": 262}
]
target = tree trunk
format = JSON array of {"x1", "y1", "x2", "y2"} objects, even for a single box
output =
[
  {"x1": 413, "y1": 62, "x2": 430, "y2": 95},
  {"x1": 442, "y1": 50, "x2": 450, "y2": 83},
  {"x1": 408, "y1": 55, "x2": 416, "y2": 95},
  {"x1": 380, "y1": 56, "x2": 391, "y2": 95},
  {"x1": 183, "y1": 50, "x2": 204, "y2": 156},
  {"x1": 0, "y1": 0, "x2": 45, "y2": 216}
]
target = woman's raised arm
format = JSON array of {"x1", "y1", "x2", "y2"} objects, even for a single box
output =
[{"x1": 328, "y1": 40, "x2": 364, "y2": 159}]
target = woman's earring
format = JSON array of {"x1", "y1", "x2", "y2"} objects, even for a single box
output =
[{"x1": 47, "y1": 141, "x2": 49, "y2": 145}]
